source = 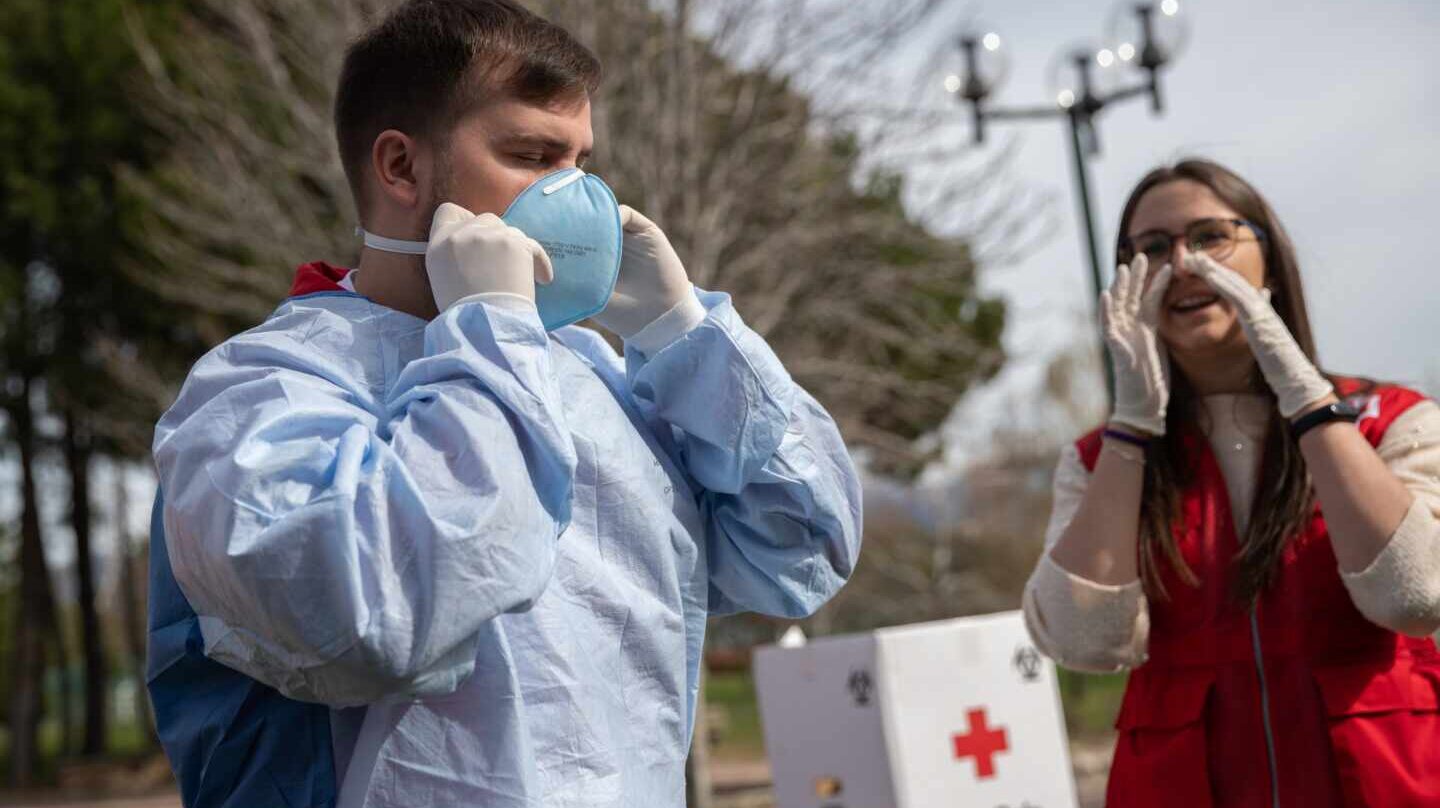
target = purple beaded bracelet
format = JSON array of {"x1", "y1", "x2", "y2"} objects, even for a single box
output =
[{"x1": 1102, "y1": 428, "x2": 1150, "y2": 450}]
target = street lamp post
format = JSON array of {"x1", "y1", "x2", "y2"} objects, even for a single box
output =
[{"x1": 952, "y1": 2, "x2": 1188, "y2": 399}]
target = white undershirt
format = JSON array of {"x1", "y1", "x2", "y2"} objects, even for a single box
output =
[{"x1": 1196, "y1": 394, "x2": 1271, "y2": 536}]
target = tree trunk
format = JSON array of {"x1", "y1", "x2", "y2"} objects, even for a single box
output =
[
  {"x1": 59, "y1": 647, "x2": 75, "y2": 757},
  {"x1": 65, "y1": 410, "x2": 108, "y2": 756},
  {"x1": 685, "y1": 664, "x2": 713, "y2": 808},
  {"x1": 7, "y1": 377, "x2": 58, "y2": 787},
  {"x1": 115, "y1": 461, "x2": 155, "y2": 745}
]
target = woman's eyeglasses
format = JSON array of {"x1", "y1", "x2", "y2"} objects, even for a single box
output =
[{"x1": 1120, "y1": 218, "x2": 1268, "y2": 266}]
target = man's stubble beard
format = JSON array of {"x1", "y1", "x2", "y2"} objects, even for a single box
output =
[{"x1": 420, "y1": 140, "x2": 457, "y2": 240}]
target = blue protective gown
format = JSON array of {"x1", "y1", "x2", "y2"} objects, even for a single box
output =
[{"x1": 150, "y1": 279, "x2": 861, "y2": 808}]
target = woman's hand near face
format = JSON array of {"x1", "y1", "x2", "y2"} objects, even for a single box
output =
[
  {"x1": 1184, "y1": 253, "x2": 1335, "y2": 418},
  {"x1": 1044, "y1": 254, "x2": 1171, "y2": 587},
  {"x1": 1103, "y1": 253, "x2": 1175, "y2": 437}
]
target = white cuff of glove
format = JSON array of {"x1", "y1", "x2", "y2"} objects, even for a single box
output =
[
  {"x1": 625, "y1": 289, "x2": 706, "y2": 358},
  {"x1": 449, "y1": 292, "x2": 540, "y2": 314},
  {"x1": 1108, "y1": 413, "x2": 1165, "y2": 438}
]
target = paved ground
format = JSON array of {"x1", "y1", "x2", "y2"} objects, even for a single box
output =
[
  {"x1": 3, "y1": 763, "x2": 776, "y2": 808},
  {"x1": 5, "y1": 739, "x2": 1113, "y2": 807},
  {"x1": 712, "y1": 758, "x2": 773, "y2": 790},
  {"x1": 6, "y1": 796, "x2": 180, "y2": 808}
]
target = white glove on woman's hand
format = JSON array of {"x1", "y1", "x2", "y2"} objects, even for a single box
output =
[
  {"x1": 425, "y1": 203, "x2": 554, "y2": 311},
  {"x1": 1102, "y1": 253, "x2": 1174, "y2": 437},
  {"x1": 1185, "y1": 252, "x2": 1334, "y2": 418},
  {"x1": 593, "y1": 206, "x2": 699, "y2": 339}
]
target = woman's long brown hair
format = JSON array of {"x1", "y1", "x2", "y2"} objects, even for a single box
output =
[{"x1": 1115, "y1": 159, "x2": 1322, "y2": 603}]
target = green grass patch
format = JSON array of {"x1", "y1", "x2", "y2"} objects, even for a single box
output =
[
  {"x1": 107, "y1": 718, "x2": 156, "y2": 758},
  {"x1": 0, "y1": 716, "x2": 157, "y2": 786},
  {"x1": 1057, "y1": 668, "x2": 1127, "y2": 739},
  {"x1": 705, "y1": 670, "x2": 766, "y2": 760}
]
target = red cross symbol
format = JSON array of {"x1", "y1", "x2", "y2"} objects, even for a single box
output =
[{"x1": 952, "y1": 707, "x2": 1009, "y2": 779}]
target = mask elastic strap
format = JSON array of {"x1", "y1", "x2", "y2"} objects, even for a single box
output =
[{"x1": 356, "y1": 227, "x2": 428, "y2": 256}]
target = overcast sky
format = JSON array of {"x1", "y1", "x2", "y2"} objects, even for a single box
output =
[{"x1": 893, "y1": 0, "x2": 1440, "y2": 469}]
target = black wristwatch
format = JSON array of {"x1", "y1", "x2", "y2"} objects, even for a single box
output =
[{"x1": 1290, "y1": 399, "x2": 1363, "y2": 441}]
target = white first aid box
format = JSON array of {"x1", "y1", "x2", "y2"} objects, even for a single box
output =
[{"x1": 753, "y1": 610, "x2": 1078, "y2": 808}]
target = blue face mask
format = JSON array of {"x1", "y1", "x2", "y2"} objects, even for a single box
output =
[{"x1": 359, "y1": 168, "x2": 623, "y2": 331}]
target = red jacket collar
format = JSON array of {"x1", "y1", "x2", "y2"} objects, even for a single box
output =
[{"x1": 289, "y1": 261, "x2": 352, "y2": 297}]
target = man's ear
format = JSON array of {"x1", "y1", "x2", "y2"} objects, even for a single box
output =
[{"x1": 371, "y1": 129, "x2": 422, "y2": 209}]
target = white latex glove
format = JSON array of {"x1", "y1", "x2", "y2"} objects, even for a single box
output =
[
  {"x1": 1185, "y1": 252, "x2": 1334, "y2": 418},
  {"x1": 1102, "y1": 253, "x2": 1174, "y2": 437},
  {"x1": 425, "y1": 202, "x2": 554, "y2": 311},
  {"x1": 593, "y1": 206, "x2": 697, "y2": 339}
]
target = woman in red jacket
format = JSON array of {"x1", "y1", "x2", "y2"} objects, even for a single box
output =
[{"x1": 1022, "y1": 158, "x2": 1440, "y2": 807}]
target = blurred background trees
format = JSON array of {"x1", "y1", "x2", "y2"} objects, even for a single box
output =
[
  {"x1": 1, "y1": 0, "x2": 167, "y2": 786},
  {"x1": 0, "y1": 0, "x2": 248, "y2": 787}
]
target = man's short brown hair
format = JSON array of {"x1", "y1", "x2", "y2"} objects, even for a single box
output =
[{"x1": 334, "y1": 0, "x2": 601, "y2": 214}]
